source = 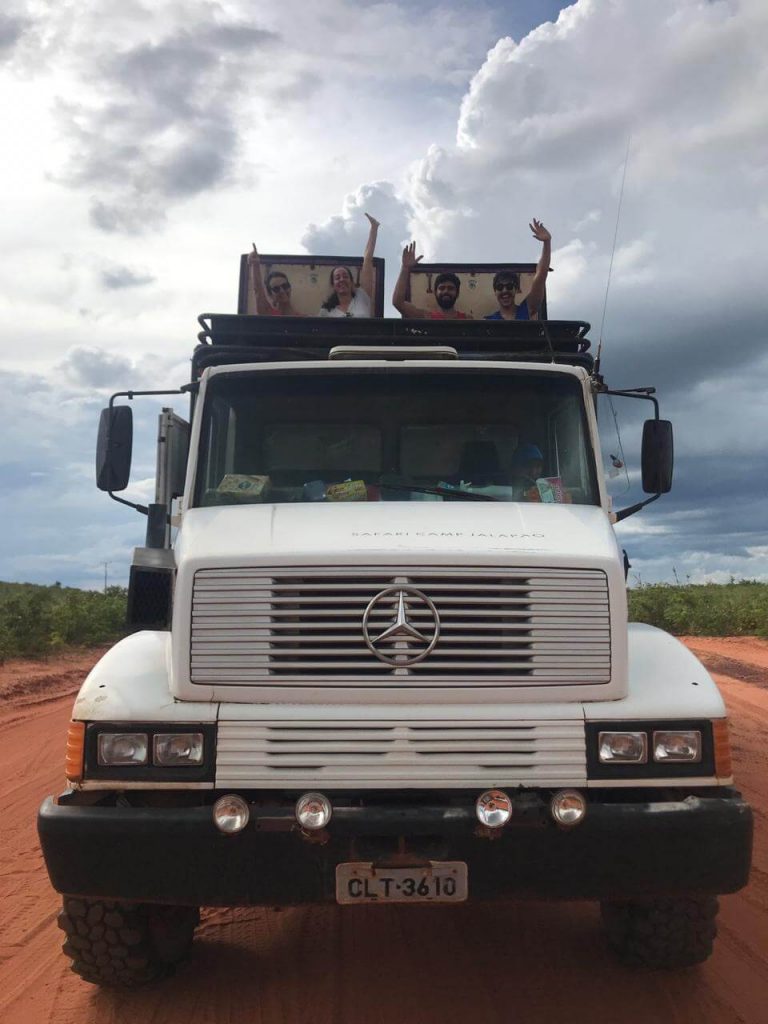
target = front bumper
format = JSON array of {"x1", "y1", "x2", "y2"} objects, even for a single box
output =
[{"x1": 38, "y1": 791, "x2": 752, "y2": 906}]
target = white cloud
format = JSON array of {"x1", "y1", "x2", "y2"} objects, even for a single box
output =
[
  {"x1": 612, "y1": 237, "x2": 655, "y2": 286},
  {"x1": 547, "y1": 239, "x2": 590, "y2": 301},
  {"x1": 572, "y1": 208, "x2": 602, "y2": 232}
]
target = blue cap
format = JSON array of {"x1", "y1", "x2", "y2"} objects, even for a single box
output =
[{"x1": 514, "y1": 443, "x2": 543, "y2": 464}]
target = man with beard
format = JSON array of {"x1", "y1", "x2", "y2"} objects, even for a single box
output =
[{"x1": 392, "y1": 242, "x2": 472, "y2": 319}]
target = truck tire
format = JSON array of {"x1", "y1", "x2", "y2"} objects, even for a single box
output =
[
  {"x1": 600, "y1": 896, "x2": 718, "y2": 968},
  {"x1": 57, "y1": 896, "x2": 200, "y2": 987}
]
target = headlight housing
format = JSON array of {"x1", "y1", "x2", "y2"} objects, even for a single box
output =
[
  {"x1": 154, "y1": 733, "x2": 204, "y2": 766},
  {"x1": 587, "y1": 721, "x2": 716, "y2": 779},
  {"x1": 653, "y1": 730, "x2": 701, "y2": 763},
  {"x1": 98, "y1": 732, "x2": 148, "y2": 766},
  {"x1": 598, "y1": 731, "x2": 647, "y2": 764},
  {"x1": 85, "y1": 724, "x2": 215, "y2": 782}
]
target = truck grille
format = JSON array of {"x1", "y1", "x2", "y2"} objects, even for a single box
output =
[
  {"x1": 191, "y1": 567, "x2": 610, "y2": 687},
  {"x1": 215, "y1": 718, "x2": 586, "y2": 788}
]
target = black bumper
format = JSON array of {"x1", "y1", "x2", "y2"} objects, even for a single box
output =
[{"x1": 38, "y1": 792, "x2": 753, "y2": 906}]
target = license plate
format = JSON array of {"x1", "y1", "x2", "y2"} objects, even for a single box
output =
[{"x1": 336, "y1": 861, "x2": 467, "y2": 904}]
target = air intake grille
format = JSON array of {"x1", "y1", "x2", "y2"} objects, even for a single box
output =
[
  {"x1": 191, "y1": 567, "x2": 610, "y2": 687},
  {"x1": 215, "y1": 719, "x2": 586, "y2": 788}
]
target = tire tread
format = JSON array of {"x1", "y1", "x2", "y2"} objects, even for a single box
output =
[
  {"x1": 601, "y1": 896, "x2": 718, "y2": 968},
  {"x1": 57, "y1": 897, "x2": 199, "y2": 987}
]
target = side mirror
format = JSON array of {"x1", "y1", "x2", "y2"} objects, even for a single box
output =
[
  {"x1": 96, "y1": 406, "x2": 133, "y2": 492},
  {"x1": 641, "y1": 419, "x2": 673, "y2": 494}
]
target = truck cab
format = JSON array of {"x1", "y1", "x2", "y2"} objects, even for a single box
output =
[{"x1": 39, "y1": 314, "x2": 752, "y2": 986}]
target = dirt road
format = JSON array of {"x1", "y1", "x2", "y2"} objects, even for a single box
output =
[{"x1": 1, "y1": 639, "x2": 766, "y2": 1024}]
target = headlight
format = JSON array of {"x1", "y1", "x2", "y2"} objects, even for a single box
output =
[
  {"x1": 475, "y1": 789, "x2": 513, "y2": 828},
  {"x1": 97, "y1": 732, "x2": 148, "y2": 766},
  {"x1": 213, "y1": 794, "x2": 250, "y2": 834},
  {"x1": 87, "y1": 724, "x2": 214, "y2": 781},
  {"x1": 153, "y1": 732, "x2": 204, "y2": 766},
  {"x1": 598, "y1": 731, "x2": 647, "y2": 764},
  {"x1": 550, "y1": 790, "x2": 587, "y2": 827},
  {"x1": 653, "y1": 730, "x2": 701, "y2": 763},
  {"x1": 295, "y1": 792, "x2": 333, "y2": 830}
]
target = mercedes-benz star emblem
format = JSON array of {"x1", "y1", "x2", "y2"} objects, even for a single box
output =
[{"x1": 362, "y1": 586, "x2": 440, "y2": 666}]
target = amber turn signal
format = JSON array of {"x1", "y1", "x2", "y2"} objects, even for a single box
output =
[
  {"x1": 65, "y1": 721, "x2": 86, "y2": 783},
  {"x1": 713, "y1": 719, "x2": 732, "y2": 780}
]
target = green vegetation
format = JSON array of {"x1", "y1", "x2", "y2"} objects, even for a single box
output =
[
  {"x1": 0, "y1": 581, "x2": 127, "y2": 661},
  {"x1": 1, "y1": 578, "x2": 765, "y2": 662},
  {"x1": 628, "y1": 580, "x2": 768, "y2": 637}
]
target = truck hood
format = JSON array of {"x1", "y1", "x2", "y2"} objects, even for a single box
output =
[
  {"x1": 170, "y1": 501, "x2": 628, "y2": 705},
  {"x1": 174, "y1": 501, "x2": 621, "y2": 569}
]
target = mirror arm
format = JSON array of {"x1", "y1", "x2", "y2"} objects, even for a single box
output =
[
  {"x1": 108, "y1": 387, "x2": 191, "y2": 408},
  {"x1": 615, "y1": 492, "x2": 661, "y2": 523},
  {"x1": 592, "y1": 383, "x2": 660, "y2": 419},
  {"x1": 108, "y1": 492, "x2": 148, "y2": 515},
  {"x1": 105, "y1": 386, "x2": 191, "y2": 516}
]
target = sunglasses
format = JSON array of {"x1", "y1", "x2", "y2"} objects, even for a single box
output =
[
  {"x1": 269, "y1": 282, "x2": 291, "y2": 294},
  {"x1": 494, "y1": 281, "x2": 518, "y2": 292}
]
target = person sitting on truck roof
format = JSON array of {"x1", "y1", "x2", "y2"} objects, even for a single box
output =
[
  {"x1": 485, "y1": 219, "x2": 551, "y2": 321},
  {"x1": 392, "y1": 242, "x2": 472, "y2": 319},
  {"x1": 247, "y1": 247, "x2": 304, "y2": 316},
  {"x1": 318, "y1": 213, "x2": 380, "y2": 317}
]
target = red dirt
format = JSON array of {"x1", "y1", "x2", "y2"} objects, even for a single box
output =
[{"x1": 0, "y1": 640, "x2": 766, "y2": 1023}]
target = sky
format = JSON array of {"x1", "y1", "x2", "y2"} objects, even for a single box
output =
[{"x1": 0, "y1": 0, "x2": 766, "y2": 591}]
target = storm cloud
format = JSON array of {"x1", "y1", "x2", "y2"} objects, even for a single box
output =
[
  {"x1": 0, "y1": 13, "x2": 29, "y2": 55},
  {"x1": 45, "y1": 11, "x2": 282, "y2": 232},
  {"x1": 99, "y1": 263, "x2": 156, "y2": 290}
]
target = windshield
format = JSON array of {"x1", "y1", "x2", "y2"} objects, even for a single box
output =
[{"x1": 193, "y1": 367, "x2": 598, "y2": 507}]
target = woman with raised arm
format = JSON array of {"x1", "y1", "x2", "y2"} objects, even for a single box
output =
[
  {"x1": 319, "y1": 213, "x2": 380, "y2": 317},
  {"x1": 247, "y1": 245, "x2": 303, "y2": 316}
]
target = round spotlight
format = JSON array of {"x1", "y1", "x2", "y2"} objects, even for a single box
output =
[
  {"x1": 550, "y1": 789, "x2": 587, "y2": 827},
  {"x1": 295, "y1": 792, "x2": 332, "y2": 831},
  {"x1": 475, "y1": 789, "x2": 512, "y2": 829},
  {"x1": 213, "y1": 794, "x2": 250, "y2": 834}
]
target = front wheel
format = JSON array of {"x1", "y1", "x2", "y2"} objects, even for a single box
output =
[
  {"x1": 601, "y1": 896, "x2": 718, "y2": 969},
  {"x1": 57, "y1": 896, "x2": 200, "y2": 987}
]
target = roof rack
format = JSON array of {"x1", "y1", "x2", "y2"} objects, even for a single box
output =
[{"x1": 193, "y1": 314, "x2": 594, "y2": 379}]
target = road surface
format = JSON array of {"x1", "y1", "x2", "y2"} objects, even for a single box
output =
[{"x1": 0, "y1": 638, "x2": 766, "y2": 1023}]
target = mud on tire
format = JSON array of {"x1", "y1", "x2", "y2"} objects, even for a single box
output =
[
  {"x1": 57, "y1": 896, "x2": 200, "y2": 987},
  {"x1": 601, "y1": 896, "x2": 718, "y2": 969}
]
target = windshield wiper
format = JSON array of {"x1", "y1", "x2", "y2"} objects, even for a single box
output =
[{"x1": 379, "y1": 482, "x2": 501, "y2": 501}]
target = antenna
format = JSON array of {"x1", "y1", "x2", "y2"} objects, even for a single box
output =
[
  {"x1": 607, "y1": 396, "x2": 630, "y2": 494},
  {"x1": 595, "y1": 134, "x2": 632, "y2": 374}
]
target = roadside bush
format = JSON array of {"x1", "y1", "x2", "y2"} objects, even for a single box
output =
[
  {"x1": 628, "y1": 580, "x2": 768, "y2": 636},
  {"x1": 0, "y1": 582, "x2": 127, "y2": 660}
]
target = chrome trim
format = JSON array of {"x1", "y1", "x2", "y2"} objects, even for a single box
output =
[{"x1": 362, "y1": 586, "x2": 440, "y2": 666}]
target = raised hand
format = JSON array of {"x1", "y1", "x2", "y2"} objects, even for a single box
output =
[
  {"x1": 529, "y1": 219, "x2": 551, "y2": 243},
  {"x1": 247, "y1": 244, "x2": 261, "y2": 269},
  {"x1": 364, "y1": 213, "x2": 380, "y2": 230},
  {"x1": 402, "y1": 241, "x2": 423, "y2": 268}
]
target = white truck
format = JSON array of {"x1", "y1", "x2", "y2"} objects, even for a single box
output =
[{"x1": 38, "y1": 312, "x2": 752, "y2": 986}]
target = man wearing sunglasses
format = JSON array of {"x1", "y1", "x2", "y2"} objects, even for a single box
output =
[
  {"x1": 247, "y1": 245, "x2": 304, "y2": 316},
  {"x1": 486, "y1": 219, "x2": 551, "y2": 321}
]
